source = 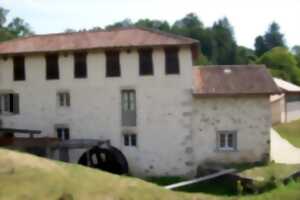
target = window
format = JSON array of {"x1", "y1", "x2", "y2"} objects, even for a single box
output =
[
  {"x1": 123, "y1": 133, "x2": 137, "y2": 147},
  {"x1": 74, "y1": 52, "x2": 87, "y2": 78},
  {"x1": 165, "y1": 47, "x2": 180, "y2": 74},
  {"x1": 121, "y1": 90, "x2": 136, "y2": 126},
  {"x1": 217, "y1": 131, "x2": 237, "y2": 151},
  {"x1": 56, "y1": 127, "x2": 70, "y2": 141},
  {"x1": 13, "y1": 56, "x2": 25, "y2": 81},
  {"x1": 106, "y1": 51, "x2": 121, "y2": 77},
  {"x1": 139, "y1": 49, "x2": 153, "y2": 76},
  {"x1": 46, "y1": 54, "x2": 59, "y2": 80},
  {"x1": 0, "y1": 93, "x2": 19, "y2": 114},
  {"x1": 57, "y1": 92, "x2": 70, "y2": 107}
]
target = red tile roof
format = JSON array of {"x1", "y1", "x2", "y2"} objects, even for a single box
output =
[
  {"x1": 0, "y1": 27, "x2": 198, "y2": 55},
  {"x1": 193, "y1": 65, "x2": 280, "y2": 96}
]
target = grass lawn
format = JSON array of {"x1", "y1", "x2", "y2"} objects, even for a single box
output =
[
  {"x1": 147, "y1": 163, "x2": 300, "y2": 196},
  {"x1": 0, "y1": 148, "x2": 210, "y2": 200},
  {"x1": 237, "y1": 181, "x2": 300, "y2": 200},
  {"x1": 1, "y1": 148, "x2": 300, "y2": 200},
  {"x1": 274, "y1": 119, "x2": 300, "y2": 148}
]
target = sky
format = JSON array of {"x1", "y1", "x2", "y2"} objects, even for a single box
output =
[{"x1": 1, "y1": 0, "x2": 300, "y2": 48}]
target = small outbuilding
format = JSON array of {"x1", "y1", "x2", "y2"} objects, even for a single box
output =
[{"x1": 271, "y1": 78, "x2": 300, "y2": 124}]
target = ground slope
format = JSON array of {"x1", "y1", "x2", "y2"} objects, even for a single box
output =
[{"x1": 0, "y1": 149, "x2": 211, "y2": 200}]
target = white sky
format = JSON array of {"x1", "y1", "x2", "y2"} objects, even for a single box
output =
[{"x1": 2, "y1": 0, "x2": 300, "y2": 48}]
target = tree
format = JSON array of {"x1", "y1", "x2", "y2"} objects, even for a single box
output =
[
  {"x1": 254, "y1": 22, "x2": 285, "y2": 56},
  {"x1": 0, "y1": 7, "x2": 8, "y2": 27},
  {"x1": 255, "y1": 36, "x2": 267, "y2": 57},
  {"x1": 7, "y1": 17, "x2": 33, "y2": 37},
  {"x1": 236, "y1": 46, "x2": 256, "y2": 64},
  {"x1": 105, "y1": 19, "x2": 133, "y2": 30},
  {"x1": 257, "y1": 47, "x2": 300, "y2": 85},
  {"x1": 135, "y1": 19, "x2": 170, "y2": 32},
  {"x1": 211, "y1": 17, "x2": 238, "y2": 64},
  {"x1": 0, "y1": 7, "x2": 33, "y2": 42}
]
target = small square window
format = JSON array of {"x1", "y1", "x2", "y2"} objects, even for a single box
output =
[
  {"x1": 56, "y1": 126, "x2": 70, "y2": 141},
  {"x1": 123, "y1": 133, "x2": 137, "y2": 147},
  {"x1": 0, "y1": 93, "x2": 19, "y2": 114},
  {"x1": 217, "y1": 131, "x2": 237, "y2": 151},
  {"x1": 57, "y1": 92, "x2": 70, "y2": 107}
]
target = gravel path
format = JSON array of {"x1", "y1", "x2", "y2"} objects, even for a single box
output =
[{"x1": 270, "y1": 128, "x2": 300, "y2": 164}]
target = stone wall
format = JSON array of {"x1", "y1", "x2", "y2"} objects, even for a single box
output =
[
  {"x1": 0, "y1": 47, "x2": 195, "y2": 177},
  {"x1": 191, "y1": 96, "x2": 271, "y2": 167}
]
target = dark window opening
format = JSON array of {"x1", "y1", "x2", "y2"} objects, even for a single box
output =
[
  {"x1": 139, "y1": 49, "x2": 153, "y2": 76},
  {"x1": 74, "y1": 52, "x2": 87, "y2": 78},
  {"x1": 165, "y1": 47, "x2": 180, "y2": 74},
  {"x1": 13, "y1": 56, "x2": 25, "y2": 81},
  {"x1": 57, "y1": 92, "x2": 70, "y2": 107},
  {"x1": 123, "y1": 133, "x2": 137, "y2": 147},
  {"x1": 106, "y1": 51, "x2": 121, "y2": 77},
  {"x1": 0, "y1": 93, "x2": 19, "y2": 114},
  {"x1": 46, "y1": 54, "x2": 59, "y2": 80},
  {"x1": 217, "y1": 131, "x2": 237, "y2": 151},
  {"x1": 56, "y1": 127, "x2": 70, "y2": 141}
]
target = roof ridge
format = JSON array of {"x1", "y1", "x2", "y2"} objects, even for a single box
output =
[
  {"x1": 133, "y1": 26, "x2": 199, "y2": 43},
  {"x1": 195, "y1": 64, "x2": 266, "y2": 68},
  {"x1": 0, "y1": 26, "x2": 199, "y2": 44}
]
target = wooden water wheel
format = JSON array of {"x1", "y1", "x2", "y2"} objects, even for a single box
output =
[{"x1": 78, "y1": 146, "x2": 129, "y2": 175}]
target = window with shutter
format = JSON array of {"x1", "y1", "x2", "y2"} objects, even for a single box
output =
[{"x1": 121, "y1": 90, "x2": 136, "y2": 126}]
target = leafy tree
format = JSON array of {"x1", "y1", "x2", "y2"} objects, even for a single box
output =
[
  {"x1": 7, "y1": 17, "x2": 33, "y2": 37},
  {"x1": 236, "y1": 46, "x2": 256, "y2": 64},
  {"x1": 0, "y1": 7, "x2": 8, "y2": 27},
  {"x1": 264, "y1": 22, "x2": 285, "y2": 50},
  {"x1": 255, "y1": 36, "x2": 267, "y2": 57},
  {"x1": 255, "y1": 22, "x2": 285, "y2": 56},
  {"x1": 105, "y1": 19, "x2": 133, "y2": 29},
  {"x1": 211, "y1": 17, "x2": 238, "y2": 64},
  {"x1": 0, "y1": 7, "x2": 33, "y2": 42},
  {"x1": 135, "y1": 19, "x2": 170, "y2": 32},
  {"x1": 257, "y1": 47, "x2": 300, "y2": 85}
]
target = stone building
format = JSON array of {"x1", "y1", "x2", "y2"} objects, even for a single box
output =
[{"x1": 0, "y1": 28, "x2": 279, "y2": 177}]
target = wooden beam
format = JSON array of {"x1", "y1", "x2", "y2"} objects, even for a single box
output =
[
  {"x1": 164, "y1": 169, "x2": 236, "y2": 190},
  {"x1": 0, "y1": 128, "x2": 41, "y2": 134}
]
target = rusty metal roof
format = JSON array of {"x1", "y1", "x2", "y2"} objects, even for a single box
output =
[
  {"x1": 0, "y1": 27, "x2": 198, "y2": 55},
  {"x1": 193, "y1": 65, "x2": 281, "y2": 96}
]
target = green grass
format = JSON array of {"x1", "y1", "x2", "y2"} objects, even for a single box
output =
[
  {"x1": 237, "y1": 181, "x2": 300, "y2": 200},
  {"x1": 238, "y1": 163, "x2": 300, "y2": 181},
  {"x1": 147, "y1": 163, "x2": 300, "y2": 197},
  {"x1": 0, "y1": 148, "x2": 210, "y2": 200},
  {"x1": 274, "y1": 119, "x2": 300, "y2": 148},
  {"x1": 1, "y1": 148, "x2": 300, "y2": 200}
]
